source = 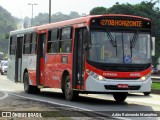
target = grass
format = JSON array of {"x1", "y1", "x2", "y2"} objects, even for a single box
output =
[{"x1": 152, "y1": 83, "x2": 160, "y2": 90}]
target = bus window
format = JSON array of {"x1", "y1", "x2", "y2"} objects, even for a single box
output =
[
  {"x1": 47, "y1": 29, "x2": 59, "y2": 53},
  {"x1": 30, "y1": 33, "x2": 37, "y2": 54},
  {"x1": 59, "y1": 27, "x2": 72, "y2": 53},
  {"x1": 23, "y1": 33, "x2": 31, "y2": 54},
  {"x1": 10, "y1": 36, "x2": 17, "y2": 55}
]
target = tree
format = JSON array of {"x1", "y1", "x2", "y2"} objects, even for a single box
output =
[
  {"x1": 23, "y1": 17, "x2": 31, "y2": 28},
  {"x1": 69, "y1": 11, "x2": 80, "y2": 18},
  {"x1": 90, "y1": 7, "x2": 107, "y2": 15},
  {"x1": 31, "y1": 11, "x2": 81, "y2": 26},
  {"x1": 0, "y1": 5, "x2": 18, "y2": 55}
]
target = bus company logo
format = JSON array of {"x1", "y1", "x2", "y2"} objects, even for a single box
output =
[
  {"x1": 130, "y1": 73, "x2": 141, "y2": 77},
  {"x1": 103, "y1": 72, "x2": 117, "y2": 77}
]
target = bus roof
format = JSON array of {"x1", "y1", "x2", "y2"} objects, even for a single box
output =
[
  {"x1": 10, "y1": 14, "x2": 150, "y2": 35},
  {"x1": 36, "y1": 14, "x2": 150, "y2": 30},
  {"x1": 10, "y1": 27, "x2": 35, "y2": 36}
]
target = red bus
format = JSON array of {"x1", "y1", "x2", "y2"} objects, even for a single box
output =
[{"x1": 7, "y1": 14, "x2": 152, "y2": 102}]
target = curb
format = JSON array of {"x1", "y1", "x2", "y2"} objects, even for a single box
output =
[{"x1": 151, "y1": 89, "x2": 160, "y2": 95}]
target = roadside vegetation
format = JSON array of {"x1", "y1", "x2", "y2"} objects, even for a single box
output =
[{"x1": 152, "y1": 82, "x2": 160, "y2": 90}]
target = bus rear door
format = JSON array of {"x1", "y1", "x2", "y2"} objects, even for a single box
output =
[
  {"x1": 15, "y1": 35, "x2": 23, "y2": 82},
  {"x1": 36, "y1": 31, "x2": 47, "y2": 86}
]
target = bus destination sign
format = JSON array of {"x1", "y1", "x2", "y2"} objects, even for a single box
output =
[
  {"x1": 100, "y1": 19, "x2": 142, "y2": 27},
  {"x1": 90, "y1": 17, "x2": 151, "y2": 29}
]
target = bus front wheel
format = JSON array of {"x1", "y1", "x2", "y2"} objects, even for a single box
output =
[
  {"x1": 24, "y1": 72, "x2": 40, "y2": 94},
  {"x1": 143, "y1": 92, "x2": 150, "y2": 96},
  {"x1": 64, "y1": 76, "x2": 79, "y2": 101},
  {"x1": 113, "y1": 92, "x2": 128, "y2": 102}
]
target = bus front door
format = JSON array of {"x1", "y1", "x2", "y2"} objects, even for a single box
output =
[
  {"x1": 36, "y1": 33, "x2": 47, "y2": 86},
  {"x1": 73, "y1": 28, "x2": 86, "y2": 89}
]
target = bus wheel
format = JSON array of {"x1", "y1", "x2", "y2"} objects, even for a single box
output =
[
  {"x1": 113, "y1": 92, "x2": 128, "y2": 102},
  {"x1": 64, "y1": 76, "x2": 78, "y2": 101},
  {"x1": 143, "y1": 92, "x2": 150, "y2": 96},
  {"x1": 24, "y1": 72, "x2": 40, "y2": 94}
]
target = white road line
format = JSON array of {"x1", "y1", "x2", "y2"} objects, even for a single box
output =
[
  {"x1": 0, "y1": 92, "x2": 8, "y2": 100},
  {"x1": 4, "y1": 92, "x2": 128, "y2": 120},
  {"x1": 8, "y1": 92, "x2": 92, "y2": 111}
]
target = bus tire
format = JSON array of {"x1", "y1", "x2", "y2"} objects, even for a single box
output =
[
  {"x1": 64, "y1": 76, "x2": 79, "y2": 101},
  {"x1": 113, "y1": 92, "x2": 128, "y2": 102},
  {"x1": 24, "y1": 72, "x2": 40, "y2": 94},
  {"x1": 1, "y1": 72, "x2": 3, "y2": 75},
  {"x1": 143, "y1": 92, "x2": 150, "y2": 96}
]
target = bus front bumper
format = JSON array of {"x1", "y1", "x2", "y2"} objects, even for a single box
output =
[{"x1": 86, "y1": 76, "x2": 152, "y2": 93}]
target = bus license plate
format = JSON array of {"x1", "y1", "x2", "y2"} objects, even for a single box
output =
[{"x1": 117, "y1": 84, "x2": 128, "y2": 88}]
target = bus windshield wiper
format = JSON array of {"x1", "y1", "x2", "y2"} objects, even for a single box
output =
[
  {"x1": 106, "y1": 32, "x2": 117, "y2": 56},
  {"x1": 130, "y1": 32, "x2": 138, "y2": 56},
  {"x1": 106, "y1": 32, "x2": 117, "y2": 47},
  {"x1": 130, "y1": 32, "x2": 138, "y2": 48}
]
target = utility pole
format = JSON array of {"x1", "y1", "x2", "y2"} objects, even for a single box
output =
[
  {"x1": 49, "y1": 0, "x2": 51, "y2": 23},
  {"x1": 28, "y1": 3, "x2": 38, "y2": 27}
]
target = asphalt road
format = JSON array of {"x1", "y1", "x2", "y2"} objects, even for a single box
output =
[{"x1": 0, "y1": 75, "x2": 160, "y2": 120}]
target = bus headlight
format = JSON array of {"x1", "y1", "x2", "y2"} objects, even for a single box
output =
[
  {"x1": 140, "y1": 74, "x2": 150, "y2": 81},
  {"x1": 98, "y1": 76, "x2": 103, "y2": 81},
  {"x1": 86, "y1": 69, "x2": 105, "y2": 81}
]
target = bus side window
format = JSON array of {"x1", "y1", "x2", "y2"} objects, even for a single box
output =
[
  {"x1": 10, "y1": 36, "x2": 17, "y2": 55},
  {"x1": 23, "y1": 33, "x2": 31, "y2": 54},
  {"x1": 59, "y1": 27, "x2": 72, "y2": 53},
  {"x1": 47, "y1": 29, "x2": 59, "y2": 53},
  {"x1": 30, "y1": 33, "x2": 37, "y2": 54}
]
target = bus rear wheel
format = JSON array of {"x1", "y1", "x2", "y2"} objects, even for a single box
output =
[
  {"x1": 64, "y1": 76, "x2": 79, "y2": 101},
  {"x1": 113, "y1": 92, "x2": 128, "y2": 102},
  {"x1": 24, "y1": 72, "x2": 40, "y2": 94}
]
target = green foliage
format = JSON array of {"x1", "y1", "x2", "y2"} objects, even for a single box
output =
[
  {"x1": 24, "y1": 11, "x2": 81, "y2": 27},
  {"x1": 90, "y1": 7, "x2": 107, "y2": 15},
  {"x1": 152, "y1": 83, "x2": 160, "y2": 90},
  {"x1": 0, "y1": 6, "x2": 17, "y2": 33},
  {"x1": 0, "y1": 5, "x2": 18, "y2": 55},
  {"x1": 90, "y1": 1, "x2": 160, "y2": 66}
]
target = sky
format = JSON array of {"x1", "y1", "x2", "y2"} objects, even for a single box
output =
[{"x1": 0, "y1": 0, "x2": 159, "y2": 18}]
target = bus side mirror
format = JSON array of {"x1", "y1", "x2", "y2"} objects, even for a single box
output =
[
  {"x1": 84, "y1": 31, "x2": 91, "y2": 51},
  {"x1": 151, "y1": 37, "x2": 155, "y2": 56}
]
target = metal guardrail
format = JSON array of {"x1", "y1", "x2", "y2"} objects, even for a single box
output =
[{"x1": 151, "y1": 75, "x2": 160, "y2": 83}]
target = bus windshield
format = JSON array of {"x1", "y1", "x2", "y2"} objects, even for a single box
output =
[{"x1": 87, "y1": 30, "x2": 151, "y2": 64}]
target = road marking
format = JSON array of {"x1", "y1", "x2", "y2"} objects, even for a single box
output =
[
  {"x1": 4, "y1": 92, "x2": 127, "y2": 120},
  {"x1": 8, "y1": 92, "x2": 92, "y2": 111},
  {"x1": 0, "y1": 92, "x2": 8, "y2": 100},
  {"x1": 0, "y1": 88, "x2": 16, "y2": 92}
]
